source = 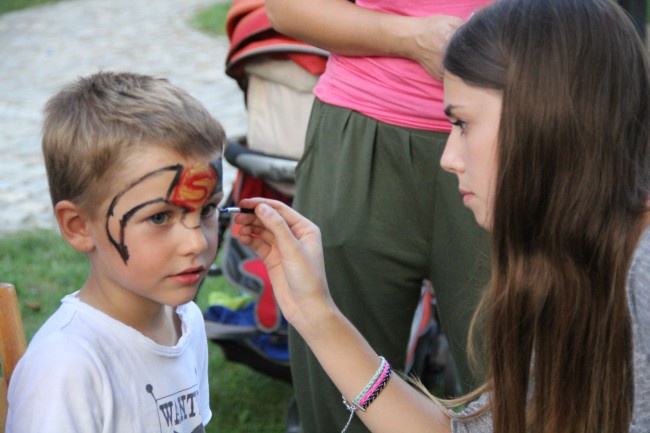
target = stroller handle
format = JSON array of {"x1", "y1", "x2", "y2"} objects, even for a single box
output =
[{"x1": 225, "y1": 139, "x2": 298, "y2": 183}]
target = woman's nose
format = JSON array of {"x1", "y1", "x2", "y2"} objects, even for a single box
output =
[{"x1": 440, "y1": 132, "x2": 464, "y2": 174}]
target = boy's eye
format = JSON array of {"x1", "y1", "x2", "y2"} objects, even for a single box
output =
[
  {"x1": 149, "y1": 212, "x2": 170, "y2": 225},
  {"x1": 201, "y1": 203, "x2": 218, "y2": 219}
]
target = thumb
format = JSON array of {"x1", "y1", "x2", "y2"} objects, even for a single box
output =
[{"x1": 255, "y1": 203, "x2": 302, "y2": 255}]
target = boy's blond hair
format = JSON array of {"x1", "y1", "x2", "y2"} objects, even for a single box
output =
[{"x1": 42, "y1": 71, "x2": 225, "y2": 214}]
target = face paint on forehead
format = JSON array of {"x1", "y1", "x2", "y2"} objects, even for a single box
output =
[
  {"x1": 105, "y1": 159, "x2": 223, "y2": 264},
  {"x1": 169, "y1": 162, "x2": 220, "y2": 212}
]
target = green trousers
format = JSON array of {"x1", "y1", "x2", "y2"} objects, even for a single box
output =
[{"x1": 290, "y1": 100, "x2": 490, "y2": 433}]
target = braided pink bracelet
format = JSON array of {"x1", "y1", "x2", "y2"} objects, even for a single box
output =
[{"x1": 340, "y1": 356, "x2": 392, "y2": 433}]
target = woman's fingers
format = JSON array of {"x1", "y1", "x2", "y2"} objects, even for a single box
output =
[
  {"x1": 239, "y1": 222, "x2": 275, "y2": 245},
  {"x1": 236, "y1": 199, "x2": 318, "y2": 246},
  {"x1": 235, "y1": 200, "x2": 306, "y2": 268},
  {"x1": 251, "y1": 203, "x2": 304, "y2": 255},
  {"x1": 239, "y1": 198, "x2": 310, "y2": 230},
  {"x1": 236, "y1": 198, "x2": 323, "y2": 278}
]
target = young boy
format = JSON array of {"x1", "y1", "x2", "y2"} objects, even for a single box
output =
[{"x1": 6, "y1": 71, "x2": 225, "y2": 433}]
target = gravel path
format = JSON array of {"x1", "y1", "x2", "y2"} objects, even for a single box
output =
[{"x1": 0, "y1": 0, "x2": 246, "y2": 234}]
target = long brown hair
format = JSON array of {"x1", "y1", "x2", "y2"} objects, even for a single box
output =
[{"x1": 444, "y1": 1, "x2": 650, "y2": 432}]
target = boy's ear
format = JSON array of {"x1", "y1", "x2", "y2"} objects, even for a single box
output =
[{"x1": 54, "y1": 200, "x2": 96, "y2": 253}]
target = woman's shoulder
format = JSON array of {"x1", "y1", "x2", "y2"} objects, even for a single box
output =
[
  {"x1": 628, "y1": 227, "x2": 650, "y2": 299},
  {"x1": 628, "y1": 227, "x2": 650, "y2": 432}
]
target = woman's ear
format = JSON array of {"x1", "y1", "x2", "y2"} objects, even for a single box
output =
[{"x1": 54, "y1": 200, "x2": 96, "y2": 253}]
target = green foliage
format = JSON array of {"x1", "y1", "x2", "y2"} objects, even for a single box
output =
[
  {"x1": 190, "y1": 2, "x2": 232, "y2": 36},
  {"x1": 0, "y1": 0, "x2": 62, "y2": 14},
  {"x1": 0, "y1": 229, "x2": 85, "y2": 338},
  {"x1": 0, "y1": 0, "x2": 234, "y2": 34},
  {"x1": 0, "y1": 229, "x2": 293, "y2": 433}
]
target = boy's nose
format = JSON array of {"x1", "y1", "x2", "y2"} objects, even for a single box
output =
[
  {"x1": 179, "y1": 212, "x2": 209, "y2": 254},
  {"x1": 180, "y1": 210, "x2": 202, "y2": 230}
]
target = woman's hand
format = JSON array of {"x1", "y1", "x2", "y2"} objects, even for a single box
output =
[
  {"x1": 236, "y1": 198, "x2": 453, "y2": 433},
  {"x1": 396, "y1": 14, "x2": 463, "y2": 80},
  {"x1": 235, "y1": 198, "x2": 336, "y2": 336}
]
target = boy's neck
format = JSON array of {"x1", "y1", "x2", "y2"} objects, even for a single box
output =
[{"x1": 77, "y1": 284, "x2": 182, "y2": 347}]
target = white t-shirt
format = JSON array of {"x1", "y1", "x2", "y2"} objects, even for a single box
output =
[{"x1": 7, "y1": 293, "x2": 211, "y2": 433}]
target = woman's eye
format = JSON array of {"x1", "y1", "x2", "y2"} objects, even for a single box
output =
[
  {"x1": 450, "y1": 118, "x2": 467, "y2": 131},
  {"x1": 201, "y1": 204, "x2": 217, "y2": 219},
  {"x1": 149, "y1": 212, "x2": 170, "y2": 225}
]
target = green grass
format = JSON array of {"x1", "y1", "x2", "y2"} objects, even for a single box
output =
[
  {"x1": 189, "y1": 1, "x2": 232, "y2": 36},
  {"x1": 0, "y1": 0, "x2": 233, "y2": 32},
  {"x1": 0, "y1": 0, "x2": 62, "y2": 14},
  {"x1": 0, "y1": 229, "x2": 293, "y2": 433}
]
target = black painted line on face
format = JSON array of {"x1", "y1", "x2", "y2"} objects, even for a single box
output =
[{"x1": 104, "y1": 159, "x2": 223, "y2": 264}]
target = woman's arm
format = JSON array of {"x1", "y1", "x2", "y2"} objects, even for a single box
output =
[
  {"x1": 265, "y1": 0, "x2": 462, "y2": 79},
  {"x1": 236, "y1": 199, "x2": 452, "y2": 433}
]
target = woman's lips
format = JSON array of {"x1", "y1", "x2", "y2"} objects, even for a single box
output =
[{"x1": 459, "y1": 188, "x2": 474, "y2": 206}]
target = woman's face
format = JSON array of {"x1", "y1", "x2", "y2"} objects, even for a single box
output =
[{"x1": 440, "y1": 72, "x2": 502, "y2": 230}]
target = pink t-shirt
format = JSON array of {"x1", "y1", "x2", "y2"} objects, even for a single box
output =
[{"x1": 314, "y1": 0, "x2": 493, "y2": 132}]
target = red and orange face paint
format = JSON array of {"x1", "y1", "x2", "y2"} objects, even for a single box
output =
[
  {"x1": 169, "y1": 163, "x2": 219, "y2": 212},
  {"x1": 105, "y1": 160, "x2": 222, "y2": 264}
]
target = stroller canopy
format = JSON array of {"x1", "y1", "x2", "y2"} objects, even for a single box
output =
[{"x1": 225, "y1": 0, "x2": 328, "y2": 89}]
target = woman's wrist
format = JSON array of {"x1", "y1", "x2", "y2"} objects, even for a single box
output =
[
  {"x1": 378, "y1": 14, "x2": 418, "y2": 59},
  {"x1": 293, "y1": 296, "x2": 345, "y2": 344}
]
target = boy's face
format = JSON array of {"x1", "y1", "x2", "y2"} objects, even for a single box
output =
[{"x1": 85, "y1": 146, "x2": 222, "y2": 308}]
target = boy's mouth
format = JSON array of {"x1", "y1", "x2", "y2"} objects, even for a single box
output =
[{"x1": 170, "y1": 266, "x2": 205, "y2": 285}]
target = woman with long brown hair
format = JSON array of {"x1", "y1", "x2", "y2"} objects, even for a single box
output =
[{"x1": 234, "y1": 0, "x2": 650, "y2": 432}]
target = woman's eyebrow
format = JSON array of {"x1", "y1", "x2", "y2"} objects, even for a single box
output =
[{"x1": 444, "y1": 105, "x2": 456, "y2": 118}]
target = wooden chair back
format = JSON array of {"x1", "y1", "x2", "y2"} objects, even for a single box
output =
[{"x1": 0, "y1": 283, "x2": 27, "y2": 433}]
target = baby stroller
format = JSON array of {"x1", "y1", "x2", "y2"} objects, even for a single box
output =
[{"x1": 203, "y1": 0, "x2": 327, "y2": 371}]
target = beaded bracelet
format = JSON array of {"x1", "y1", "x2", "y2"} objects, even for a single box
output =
[{"x1": 340, "y1": 356, "x2": 392, "y2": 433}]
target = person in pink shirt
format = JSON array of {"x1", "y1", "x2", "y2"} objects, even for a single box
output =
[{"x1": 265, "y1": 1, "x2": 493, "y2": 432}]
